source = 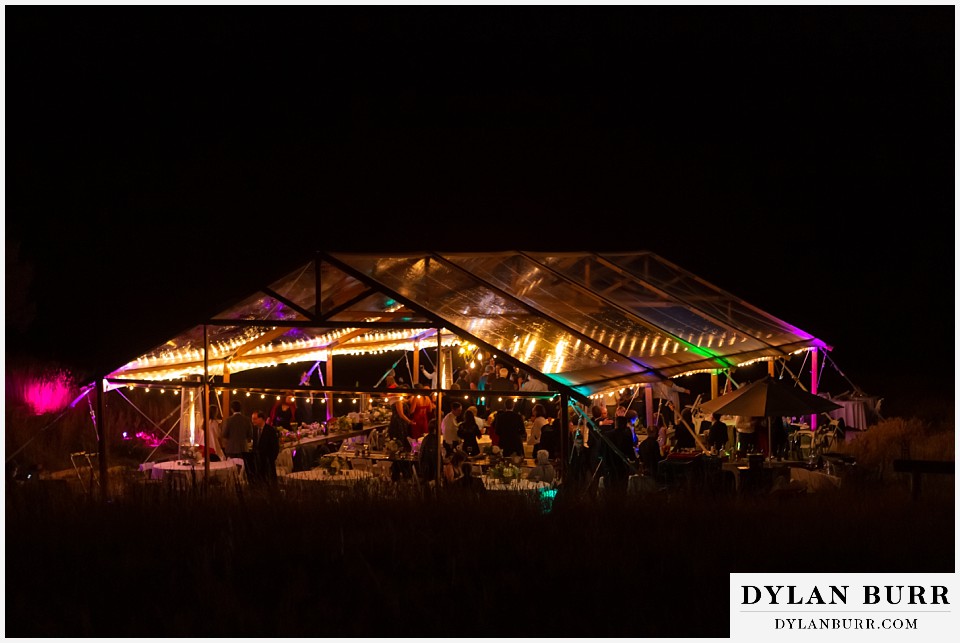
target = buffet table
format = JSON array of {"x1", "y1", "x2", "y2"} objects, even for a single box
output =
[{"x1": 278, "y1": 424, "x2": 386, "y2": 472}]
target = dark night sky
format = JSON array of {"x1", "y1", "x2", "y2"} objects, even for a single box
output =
[{"x1": 5, "y1": 9, "x2": 955, "y2": 409}]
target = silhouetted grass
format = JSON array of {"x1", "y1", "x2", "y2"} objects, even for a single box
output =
[{"x1": 5, "y1": 472, "x2": 953, "y2": 638}]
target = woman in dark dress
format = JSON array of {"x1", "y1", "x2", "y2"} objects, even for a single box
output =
[
  {"x1": 269, "y1": 394, "x2": 297, "y2": 430},
  {"x1": 457, "y1": 409, "x2": 483, "y2": 456}
]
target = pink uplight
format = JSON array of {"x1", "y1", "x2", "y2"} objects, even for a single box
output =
[
  {"x1": 19, "y1": 370, "x2": 75, "y2": 415},
  {"x1": 135, "y1": 431, "x2": 172, "y2": 448}
]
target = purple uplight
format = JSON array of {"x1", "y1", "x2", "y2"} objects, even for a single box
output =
[
  {"x1": 18, "y1": 370, "x2": 75, "y2": 415},
  {"x1": 135, "y1": 431, "x2": 171, "y2": 448}
]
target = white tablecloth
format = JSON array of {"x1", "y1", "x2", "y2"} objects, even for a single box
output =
[
  {"x1": 828, "y1": 400, "x2": 868, "y2": 430},
  {"x1": 150, "y1": 459, "x2": 243, "y2": 482},
  {"x1": 481, "y1": 475, "x2": 550, "y2": 491},
  {"x1": 282, "y1": 469, "x2": 374, "y2": 484}
]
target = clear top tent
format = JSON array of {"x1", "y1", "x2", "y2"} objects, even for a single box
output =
[{"x1": 104, "y1": 251, "x2": 830, "y2": 402}]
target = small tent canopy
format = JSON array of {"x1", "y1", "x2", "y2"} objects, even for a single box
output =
[{"x1": 105, "y1": 251, "x2": 830, "y2": 402}]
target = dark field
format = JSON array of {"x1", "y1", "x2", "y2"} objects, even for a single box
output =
[{"x1": 5, "y1": 471, "x2": 954, "y2": 638}]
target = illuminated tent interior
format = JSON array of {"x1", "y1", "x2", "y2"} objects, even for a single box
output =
[
  {"x1": 89, "y1": 250, "x2": 837, "y2": 487},
  {"x1": 105, "y1": 250, "x2": 830, "y2": 406}
]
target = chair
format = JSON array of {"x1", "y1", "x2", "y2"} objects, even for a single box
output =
[
  {"x1": 351, "y1": 458, "x2": 372, "y2": 473},
  {"x1": 371, "y1": 461, "x2": 392, "y2": 480},
  {"x1": 814, "y1": 427, "x2": 837, "y2": 454},
  {"x1": 276, "y1": 449, "x2": 294, "y2": 477},
  {"x1": 792, "y1": 430, "x2": 815, "y2": 460}
]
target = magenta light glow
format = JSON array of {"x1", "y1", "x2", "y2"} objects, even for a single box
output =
[
  {"x1": 135, "y1": 431, "x2": 173, "y2": 448},
  {"x1": 18, "y1": 370, "x2": 76, "y2": 415}
]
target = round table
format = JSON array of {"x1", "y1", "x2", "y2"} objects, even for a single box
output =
[{"x1": 150, "y1": 459, "x2": 243, "y2": 482}]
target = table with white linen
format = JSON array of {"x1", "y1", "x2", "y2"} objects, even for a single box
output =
[
  {"x1": 278, "y1": 425, "x2": 383, "y2": 472},
  {"x1": 480, "y1": 475, "x2": 551, "y2": 492},
  {"x1": 828, "y1": 399, "x2": 868, "y2": 430},
  {"x1": 282, "y1": 468, "x2": 375, "y2": 485},
  {"x1": 150, "y1": 459, "x2": 244, "y2": 483}
]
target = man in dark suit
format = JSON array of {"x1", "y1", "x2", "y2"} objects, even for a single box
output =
[
  {"x1": 486, "y1": 366, "x2": 515, "y2": 413},
  {"x1": 221, "y1": 400, "x2": 253, "y2": 458},
  {"x1": 251, "y1": 411, "x2": 279, "y2": 485},
  {"x1": 491, "y1": 397, "x2": 525, "y2": 458},
  {"x1": 638, "y1": 424, "x2": 663, "y2": 481},
  {"x1": 600, "y1": 408, "x2": 639, "y2": 493}
]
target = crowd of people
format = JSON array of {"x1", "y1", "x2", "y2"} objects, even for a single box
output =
[
  {"x1": 198, "y1": 396, "x2": 293, "y2": 488},
  {"x1": 194, "y1": 361, "x2": 797, "y2": 495}
]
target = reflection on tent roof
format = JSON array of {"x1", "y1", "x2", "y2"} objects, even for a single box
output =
[{"x1": 106, "y1": 251, "x2": 829, "y2": 401}]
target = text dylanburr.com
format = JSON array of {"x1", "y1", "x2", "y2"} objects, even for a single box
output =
[{"x1": 730, "y1": 573, "x2": 956, "y2": 642}]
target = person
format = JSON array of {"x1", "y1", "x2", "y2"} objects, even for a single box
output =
[
  {"x1": 525, "y1": 403, "x2": 549, "y2": 454},
  {"x1": 418, "y1": 365, "x2": 438, "y2": 389},
  {"x1": 476, "y1": 363, "x2": 495, "y2": 391},
  {"x1": 586, "y1": 403, "x2": 614, "y2": 472},
  {"x1": 390, "y1": 392, "x2": 415, "y2": 439},
  {"x1": 519, "y1": 371, "x2": 550, "y2": 417},
  {"x1": 384, "y1": 374, "x2": 400, "y2": 389},
  {"x1": 486, "y1": 366, "x2": 515, "y2": 412},
  {"x1": 454, "y1": 368, "x2": 474, "y2": 391},
  {"x1": 637, "y1": 424, "x2": 663, "y2": 481},
  {"x1": 738, "y1": 416, "x2": 761, "y2": 453},
  {"x1": 673, "y1": 403, "x2": 696, "y2": 452},
  {"x1": 537, "y1": 413, "x2": 560, "y2": 459},
  {"x1": 457, "y1": 408, "x2": 483, "y2": 456},
  {"x1": 657, "y1": 422, "x2": 670, "y2": 455},
  {"x1": 440, "y1": 401, "x2": 463, "y2": 454},
  {"x1": 567, "y1": 411, "x2": 591, "y2": 489},
  {"x1": 221, "y1": 400, "x2": 253, "y2": 458},
  {"x1": 200, "y1": 404, "x2": 225, "y2": 462},
  {"x1": 251, "y1": 410, "x2": 279, "y2": 485},
  {"x1": 466, "y1": 405, "x2": 485, "y2": 435},
  {"x1": 387, "y1": 407, "x2": 413, "y2": 453},
  {"x1": 491, "y1": 397, "x2": 525, "y2": 459},
  {"x1": 625, "y1": 409, "x2": 640, "y2": 450},
  {"x1": 444, "y1": 448, "x2": 469, "y2": 484},
  {"x1": 708, "y1": 413, "x2": 729, "y2": 453},
  {"x1": 590, "y1": 404, "x2": 614, "y2": 430},
  {"x1": 269, "y1": 393, "x2": 297, "y2": 431},
  {"x1": 526, "y1": 449, "x2": 556, "y2": 484},
  {"x1": 417, "y1": 419, "x2": 440, "y2": 484},
  {"x1": 600, "y1": 407, "x2": 639, "y2": 493},
  {"x1": 452, "y1": 460, "x2": 486, "y2": 496},
  {"x1": 770, "y1": 415, "x2": 788, "y2": 460},
  {"x1": 408, "y1": 384, "x2": 434, "y2": 441}
]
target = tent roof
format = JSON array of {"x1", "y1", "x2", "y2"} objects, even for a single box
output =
[{"x1": 105, "y1": 251, "x2": 829, "y2": 401}]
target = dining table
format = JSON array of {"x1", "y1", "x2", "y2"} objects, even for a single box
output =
[
  {"x1": 278, "y1": 424, "x2": 386, "y2": 472},
  {"x1": 282, "y1": 468, "x2": 375, "y2": 485},
  {"x1": 149, "y1": 458, "x2": 245, "y2": 483},
  {"x1": 480, "y1": 475, "x2": 551, "y2": 492}
]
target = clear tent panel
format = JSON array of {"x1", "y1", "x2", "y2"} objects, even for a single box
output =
[
  {"x1": 327, "y1": 252, "x2": 633, "y2": 379},
  {"x1": 443, "y1": 252, "x2": 730, "y2": 373},
  {"x1": 215, "y1": 290, "x2": 312, "y2": 323},
  {"x1": 323, "y1": 290, "x2": 434, "y2": 325},
  {"x1": 603, "y1": 252, "x2": 818, "y2": 348},
  {"x1": 533, "y1": 252, "x2": 777, "y2": 363},
  {"x1": 108, "y1": 324, "x2": 282, "y2": 379},
  {"x1": 267, "y1": 260, "x2": 318, "y2": 314}
]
